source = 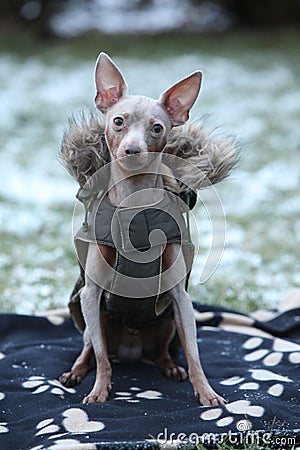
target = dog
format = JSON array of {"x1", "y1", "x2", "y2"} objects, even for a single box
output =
[{"x1": 59, "y1": 52, "x2": 226, "y2": 406}]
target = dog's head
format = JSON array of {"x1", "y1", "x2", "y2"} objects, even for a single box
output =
[{"x1": 94, "y1": 52, "x2": 202, "y2": 171}]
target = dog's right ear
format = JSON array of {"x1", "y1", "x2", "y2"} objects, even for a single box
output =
[{"x1": 95, "y1": 52, "x2": 128, "y2": 112}]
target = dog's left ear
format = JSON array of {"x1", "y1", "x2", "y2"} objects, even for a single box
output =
[{"x1": 159, "y1": 71, "x2": 202, "y2": 126}]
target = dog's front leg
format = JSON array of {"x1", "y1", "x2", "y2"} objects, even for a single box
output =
[
  {"x1": 163, "y1": 244, "x2": 225, "y2": 406},
  {"x1": 81, "y1": 244, "x2": 112, "y2": 403},
  {"x1": 172, "y1": 286, "x2": 225, "y2": 406},
  {"x1": 81, "y1": 278, "x2": 111, "y2": 403}
]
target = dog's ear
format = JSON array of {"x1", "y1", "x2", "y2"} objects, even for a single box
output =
[
  {"x1": 159, "y1": 71, "x2": 202, "y2": 126},
  {"x1": 95, "y1": 52, "x2": 128, "y2": 112}
]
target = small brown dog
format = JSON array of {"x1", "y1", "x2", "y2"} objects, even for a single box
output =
[{"x1": 59, "y1": 53, "x2": 225, "y2": 406}]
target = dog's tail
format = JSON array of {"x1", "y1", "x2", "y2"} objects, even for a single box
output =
[{"x1": 59, "y1": 111, "x2": 241, "y2": 190}]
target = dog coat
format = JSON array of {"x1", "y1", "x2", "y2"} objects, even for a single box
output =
[{"x1": 73, "y1": 190, "x2": 194, "y2": 329}]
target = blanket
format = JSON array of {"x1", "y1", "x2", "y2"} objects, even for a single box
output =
[{"x1": 0, "y1": 291, "x2": 299, "y2": 450}]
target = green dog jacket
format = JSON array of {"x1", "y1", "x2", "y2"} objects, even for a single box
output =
[{"x1": 73, "y1": 191, "x2": 194, "y2": 329}]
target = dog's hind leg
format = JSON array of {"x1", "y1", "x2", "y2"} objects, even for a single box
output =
[
  {"x1": 154, "y1": 319, "x2": 187, "y2": 382},
  {"x1": 59, "y1": 329, "x2": 93, "y2": 387}
]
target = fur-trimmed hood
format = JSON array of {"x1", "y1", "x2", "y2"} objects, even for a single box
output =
[{"x1": 59, "y1": 111, "x2": 241, "y2": 192}]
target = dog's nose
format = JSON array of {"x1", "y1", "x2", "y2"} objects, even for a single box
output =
[{"x1": 125, "y1": 146, "x2": 141, "y2": 156}]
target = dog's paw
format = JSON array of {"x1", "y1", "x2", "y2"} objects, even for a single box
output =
[
  {"x1": 59, "y1": 371, "x2": 83, "y2": 388},
  {"x1": 195, "y1": 388, "x2": 227, "y2": 406},
  {"x1": 83, "y1": 388, "x2": 110, "y2": 404},
  {"x1": 165, "y1": 365, "x2": 187, "y2": 382}
]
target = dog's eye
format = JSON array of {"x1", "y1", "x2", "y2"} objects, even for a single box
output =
[
  {"x1": 113, "y1": 116, "x2": 124, "y2": 127},
  {"x1": 151, "y1": 123, "x2": 163, "y2": 134}
]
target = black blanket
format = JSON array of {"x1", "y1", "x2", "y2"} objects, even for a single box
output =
[{"x1": 0, "y1": 296, "x2": 299, "y2": 450}]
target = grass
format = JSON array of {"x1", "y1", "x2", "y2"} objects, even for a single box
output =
[
  {"x1": 1, "y1": 25, "x2": 300, "y2": 63},
  {"x1": 0, "y1": 206, "x2": 77, "y2": 314}
]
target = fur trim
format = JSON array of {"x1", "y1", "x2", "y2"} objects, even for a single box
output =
[
  {"x1": 59, "y1": 111, "x2": 241, "y2": 191},
  {"x1": 59, "y1": 112, "x2": 109, "y2": 188},
  {"x1": 164, "y1": 119, "x2": 241, "y2": 191}
]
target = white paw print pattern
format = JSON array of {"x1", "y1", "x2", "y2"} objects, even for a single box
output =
[
  {"x1": 36, "y1": 418, "x2": 60, "y2": 437},
  {"x1": 206, "y1": 334, "x2": 300, "y2": 428},
  {"x1": 218, "y1": 335, "x2": 298, "y2": 399},
  {"x1": 31, "y1": 408, "x2": 105, "y2": 450},
  {"x1": 0, "y1": 422, "x2": 9, "y2": 434},
  {"x1": 62, "y1": 408, "x2": 105, "y2": 433},
  {"x1": 243, "y1": 336, "x2": 300, "y2": 367},
  {"x1": 240, "y1": 336, "x2": 298, "y2": 397},
  {"x1": 22, "y1": 375, "x2": 76, "y2": 396},
  {"x1": 35, "y1": 408, "x2": 105, "y2": 436},
  {"x1": 0, "y1": 391, "x2": 8, "y2": 433},
  {"x1": 114, "y1": 386, "x2": 162, "y2": 402},
  {"x1": 200, "y1": 399, "x2": 264, "y2": 429}
]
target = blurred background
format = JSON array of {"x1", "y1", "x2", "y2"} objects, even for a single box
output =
[{"x1": 0, "y1": 0, "x2": 299, "y2": 314}]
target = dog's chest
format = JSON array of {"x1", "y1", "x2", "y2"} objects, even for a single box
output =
[
  {"x1": 75, "y1": 193, "x2": 187, "y2": 327},
  {"x1": 99, "y1": 195, "x2": 183, "y2": 327}
]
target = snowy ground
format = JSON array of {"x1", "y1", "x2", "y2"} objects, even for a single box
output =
[{"x1": 0, "y1": 36, "x2": 299, "y2": 313}]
